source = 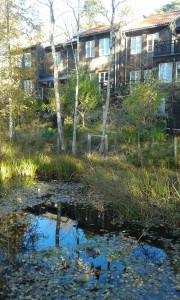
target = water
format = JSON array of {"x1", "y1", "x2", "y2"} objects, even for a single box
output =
[{"x1": 0, "y1": 203, "x2": 179, "y2": 300}]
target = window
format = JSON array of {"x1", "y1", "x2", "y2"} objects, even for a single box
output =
[
  {"x1": 56, "y1": 51, "x2": 61, "y2": 65},
  {"x1": 99, "y1": 38, "x2": 109, "y2": 56},
  {"x1": 159, "y1": 63, "x2": 173, "y2": 82},
  {"x1": 176, "y1": 61, "x2": 180, "y2": 81},
  {"x1": 24, "y1": 53, "x2": 31, "y2": 67},
  {"x1": 147, "y1": 33, "x2": 159, "y2": 52},
  {"x1": 144, "y1": 69, "x2": 152, "y2": 80},
  {"x1": 24, "y1": 80, "x2": 33, "y2": 92},
  {"x1": 130, "y1": 70, "x2": 141, "y2": 83},
  {"x1": 16, "y1": 55, "x2": 22, "y2": 68},
  {"x1": 86, "y1": 40, "x2": 95, "y2": 58},
  {"x1": 131, "y1": 36, "x2": 142, "y2": 54},
  {"x1": 99, "y1": 71, "x2": 108, "y2": 89}
]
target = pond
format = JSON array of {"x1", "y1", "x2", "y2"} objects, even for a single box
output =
[{"x1": 0, "y1": 200, "x2": 179, "y2": 299}]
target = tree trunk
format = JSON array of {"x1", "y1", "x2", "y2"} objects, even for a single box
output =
[
  {"x1": 99, "y1": 0, "x2": 115, "y2": 153},
  {"x1": 72, "y1": 1, "x2": 80, "y2": 155},
  {"x1": 6, "y1": 0, "x2": 14, "y2": 141},
  {"x1": 49, "y1": 0, "x2": 65, "y2": 152},
  {"x1": 55, "y1": 203, "x2": 61, "y2": 247}
]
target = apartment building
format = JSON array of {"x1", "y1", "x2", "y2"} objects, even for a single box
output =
[
  {"x1": 123, "y1": 11, "x2": 180, "y2": 130},
  {"x1": 19, "y1": 11, "x2": 180, "y2": 130}
]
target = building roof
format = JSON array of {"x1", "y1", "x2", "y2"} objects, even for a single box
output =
[
  {"x1": 80, "y1": 24, "x2": 111, "y2": 37},
  {"x1": 79, "y1": 11, "x2": 180, "y2": 37},
  {"x1": 125, "y1": 11, "x2": 180, "y2": 32}
]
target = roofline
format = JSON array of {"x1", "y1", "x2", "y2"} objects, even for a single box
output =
[
  {"x1": 124, "y1": 24, "x2": 167, "y2": 33},
  {"x1": 80, "y1": 24, "x2": 120, "y2": 38},
  {"x1": 124, "y1": 12, "x2": 180, "y2": 33},
  {"x1": 80, "y1": 29, "x2": 111, "y2": 37}
]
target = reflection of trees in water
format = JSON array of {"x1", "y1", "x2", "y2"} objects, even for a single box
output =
[
  {"x1": 0, "y1": 212, "x2": 42, "y2": 261},
  {"x1": 133, "y1": 244, "x2": 167, "y2": 265}
]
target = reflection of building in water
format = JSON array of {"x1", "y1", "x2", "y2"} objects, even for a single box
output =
[{"x1": 42, "y1": 212, "x2": 77, "y2": 234}]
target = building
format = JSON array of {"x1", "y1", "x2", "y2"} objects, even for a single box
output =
[
  {"x1": 16, "y1": 11, "x2": 180, "y2": 130},
  {"x1": 123, "y1": 11, "x2": 180, "y2": 130}
]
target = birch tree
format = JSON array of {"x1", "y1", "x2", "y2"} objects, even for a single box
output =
[
  {"x1": 49, "y1": 0, "x2": 65, "y2": 151},
  {"x1": 67, "y1": 0, "x2": 80, "y2": 155},
  {"x1": 64, "y1": 0, "x2": 103, "y2": 154},
  {"x1": 99, "y1": 0, "x2": 126, "y2": 153},
  {"x1": 38, "y1": 0, "x2": 65, "y2": 151}
]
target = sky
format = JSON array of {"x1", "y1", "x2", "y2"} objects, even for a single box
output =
[
  {"x1": 126, "y1": 0, "x2": 172, "y2": 15},
  {"x1": 36, "y1": 0, "x2": 176, "y2": 45}
]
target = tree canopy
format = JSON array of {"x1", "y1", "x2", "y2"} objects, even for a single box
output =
[{"x1": 156, "y1": 1, "x2": 180, "y2": 13}]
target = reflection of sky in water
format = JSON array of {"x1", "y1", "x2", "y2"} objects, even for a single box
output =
[
  {"x1": 20, "y1": 213, "x2": 178, "y2": 299},
  {"x1": 25, "y1": 214, "x2": 87, "y2": 251},
  {"x1": 24, "y1": 213, "x2": 167, "y2": 270},
  {"x1": 132, "y1": 244, "x2": 167, "y2": 264}
]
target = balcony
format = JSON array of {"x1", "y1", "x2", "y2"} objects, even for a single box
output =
[{"x1": 154, "y1": 39, "x2": 180, "y2": 56}]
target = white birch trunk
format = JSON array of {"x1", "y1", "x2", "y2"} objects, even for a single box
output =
[
  {"x1": 49, "y1": 0, "x2": 65, "y2": 152},
  {"x1": 99, "y1": 0, "x2": 115, "y2": 153},
  {"x1": 6, "y1": 0, "x2": 14, "y2": 140},
  {"x1": 72, "y1": 0, "x2": 80, "y2": 155}
]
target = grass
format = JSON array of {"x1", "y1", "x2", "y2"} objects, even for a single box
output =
[
  {"x1": 82, "y1": 155, "x2": 180, "y2": 227},
  {"x1": 35, "y1": 154, "x2": 82, "y2": 180},
  {"x1": 0, "y1": 122, "x2": 179, "y2": 227}
]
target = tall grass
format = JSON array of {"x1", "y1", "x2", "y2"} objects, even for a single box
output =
[
  {"x1": 35, "y1": 154, "x2": 82, "y2": 180},
  {"x1": 83, "y1": 155, "x2": 180, "y2": 227},
  {"x1": 0, "y1": 150, "x2": 82, "y2": 186}
]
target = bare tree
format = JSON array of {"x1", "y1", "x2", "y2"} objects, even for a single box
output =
[
  {"x1": 49, "y1": 0, "x2": 66, "y2": 151},
  {"x1": 99, "y1": 0, "x2": 126, "y2": 153},
  {"x1": 38, "y1": 0, "x2": 65, "y2": 152},
  {"x1": 63, "y1": 0, "x2": 84, "y2": 155}
]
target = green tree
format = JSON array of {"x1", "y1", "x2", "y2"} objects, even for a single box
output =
[
  {"x1": 81, "y1": 0, "x2": 104, "y2": 29},
  {"x1": 48, "y1": 71, "x2": 101, "y2": 127},
  {"x1": 156, "y1": 1, "x2": 180, "y2": 13},
  {"x1": 122, "y1": 79, "x2": 164, "y2": 154},
  {"x1": 66, "y1": 71, "x2": 101, "y2": 127},
  {"x1": 0, "y1": 0, "x2": 41, "y2": 139}
]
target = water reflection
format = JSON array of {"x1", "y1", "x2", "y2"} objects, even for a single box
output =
[
  {"x1": 0, "y1": 205, "x2": 178, "y2": 300},
  {"x1": 132, "y1": 244, "x2": 167, "y2": 264}
]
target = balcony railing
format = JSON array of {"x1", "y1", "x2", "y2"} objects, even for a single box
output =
[{"x1": 154, "y1": 39, "x2": 180, "y2": 56}]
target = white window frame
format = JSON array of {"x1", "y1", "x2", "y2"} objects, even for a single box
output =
[
  {"x1": 56, "y1": 51, "x2": 61, "y2": 65},
  {"x1": 85, "y1": 40, "x2": 95, "y2": 58},
  {"x1": 99, "y1": 38, "x2": 109, "y2": 56},
  {"x1": 130, "y1": 70, "x2": 141, "y2": 83},
  {"x1": 16, "y1": 55, "x2": 22, "y2": 68},
  {"x1": 131, "y1": 36, "x2": 142, "y2": 54},
  {"x1": 24, "y1": 79, "x2": 33, "y2": 92},
  {"x1": 147, "y1": 33, "x2": 159, "y2": 52},
  {"x1": 176, "y1": 61, "x2": 180, "y2": 82},
  {"x1": 98, "y1": 71, "x2": 108, "y2": 88},
  {"x1": 24, "y1": 53, "x2": 31, "y2": 67},
  {"x1": 159, "y1": 62, "x2": 173, "y2": 82},
  {"x1": 144, "y1": 69, "x2": 152, "y2": 80}
]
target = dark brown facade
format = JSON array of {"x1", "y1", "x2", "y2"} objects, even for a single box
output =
[{"x1": 21, "y1": 11, "x2": 180, "y2": 130}]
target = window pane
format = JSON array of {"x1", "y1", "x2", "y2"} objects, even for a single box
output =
[
  {"x1": 131, "y1": 36, "x2": 141, "y2": 54},
  {"x1": 99, "y1": 39, "x2": 104, "y2": 56},
  {"x1": 56, "y1": 52, "x2": 61, "y2": 65},
  {"x1": 24, "y1": 53, "x2": 31, "y2": 67},
  {"x1": 99, "y1": 38, "x2": 109, "y2": 56},
  {"x1": 105, "y1": 38, "x2": 109, "y2": 55},
  {"x1": 159, "y1": 63, "x2": 172, "y2": 82},
  {"x1": 176, "y1": 61, "x2": 180, "y2": 81},
  {"x1": 86, "y1": 41, "x2": 90, "y2": 58},
  {"x1": 91, "y1": 40, "x2": 95, "y2": 57}
]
